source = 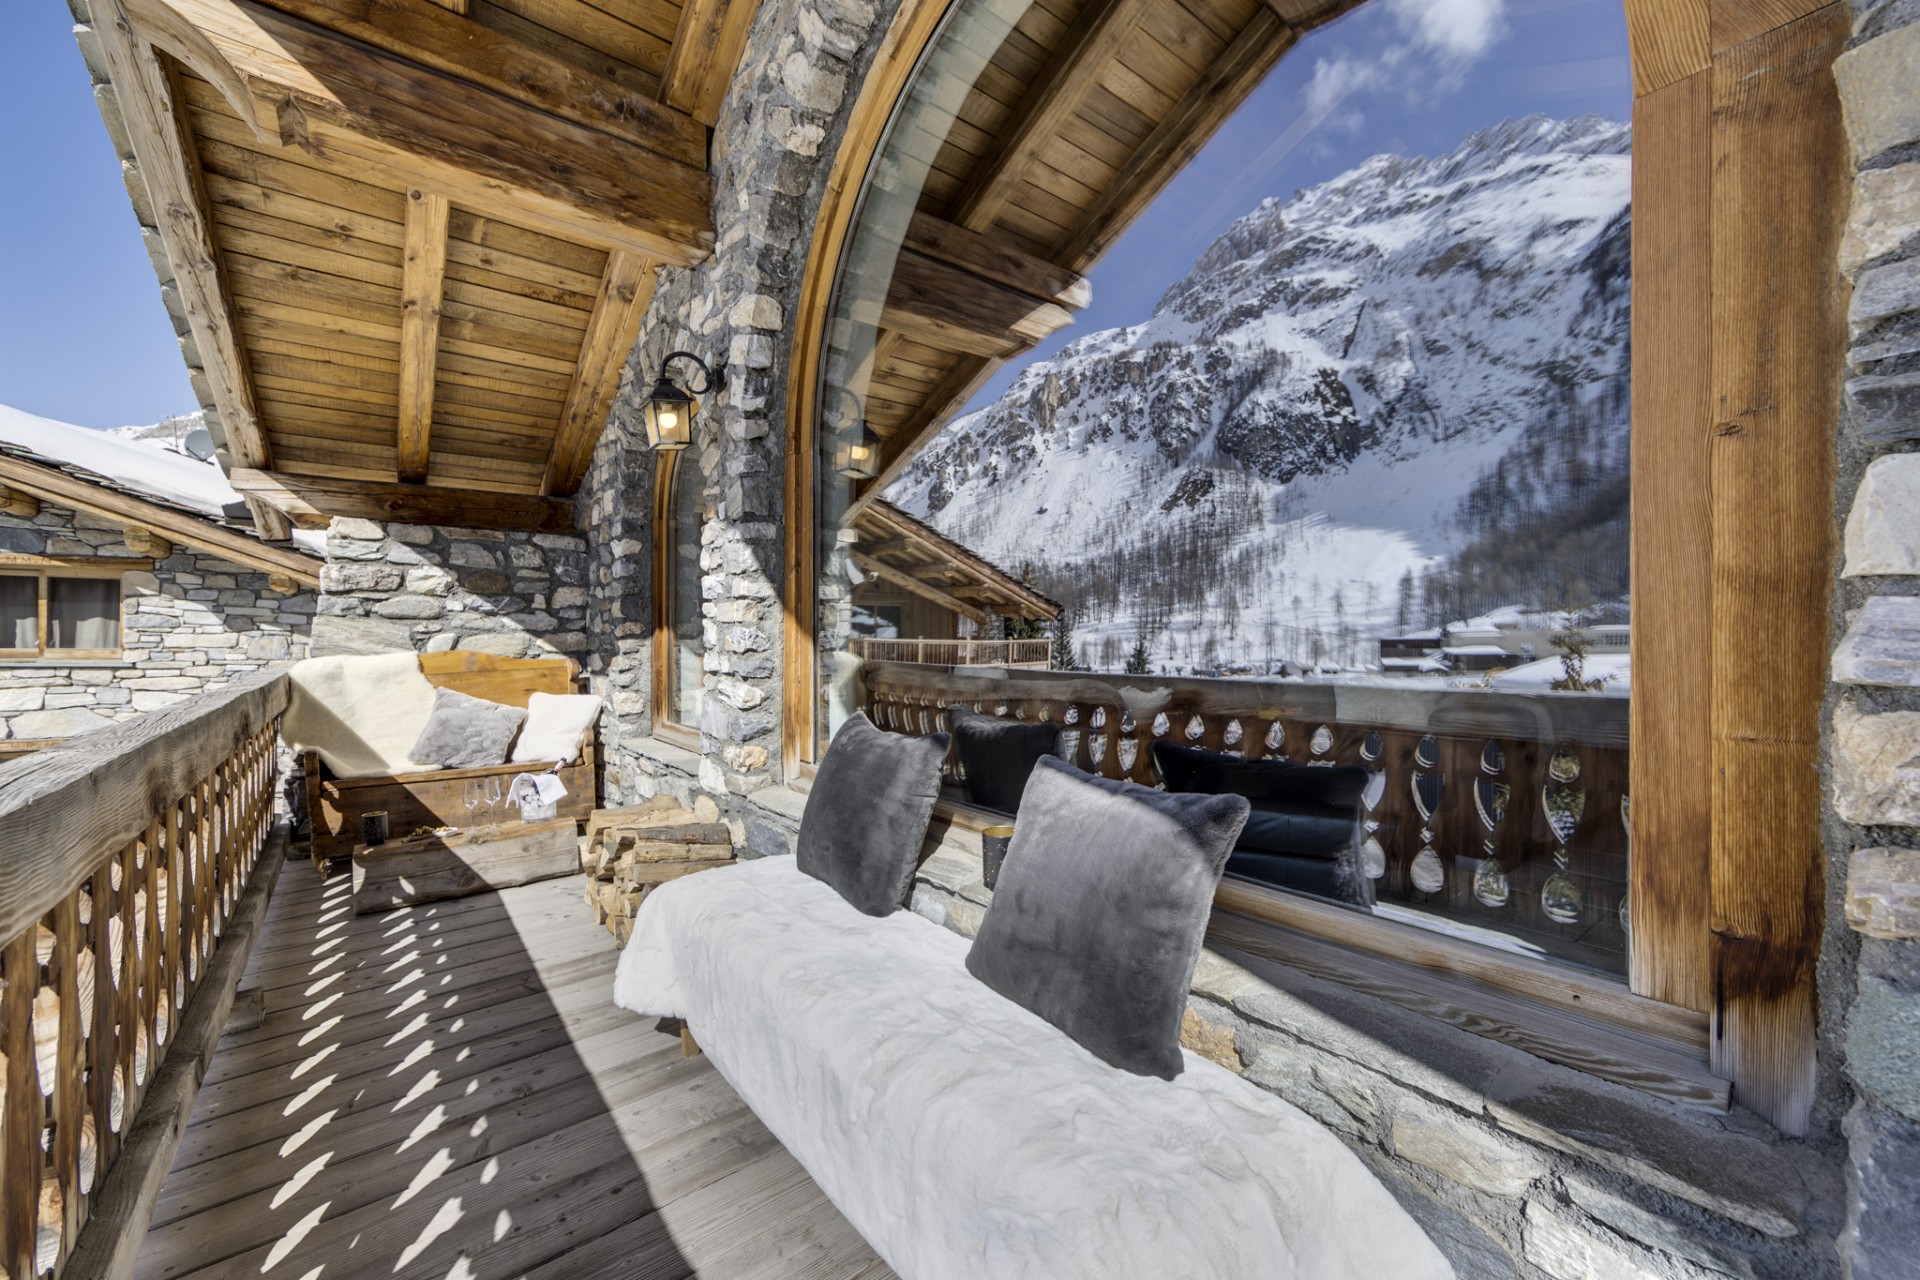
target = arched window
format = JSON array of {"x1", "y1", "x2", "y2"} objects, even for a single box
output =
[{"x1": 654, "y1": 448, "x2": 705, "y2": 739}]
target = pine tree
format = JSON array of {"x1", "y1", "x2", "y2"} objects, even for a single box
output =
[
  {"x1": 1125, "y1": 633, "x2": 1152, "y2": 674},
  {"x1": 1049, "y1": 608, "x2": 1081, "y2": 671}
]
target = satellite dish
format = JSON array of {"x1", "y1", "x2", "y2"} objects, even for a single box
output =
[{"x1": 183, "y1": 428, "x2": 217, "y2": 462}]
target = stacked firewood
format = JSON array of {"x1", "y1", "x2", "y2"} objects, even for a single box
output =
[{"x1": 581, "y1": 797, "x2": 734, "y2": 946}]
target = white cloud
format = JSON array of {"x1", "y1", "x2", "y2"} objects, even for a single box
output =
[{"x1": 1386, "y1": 0, "x2": 1510, "y2": 61}]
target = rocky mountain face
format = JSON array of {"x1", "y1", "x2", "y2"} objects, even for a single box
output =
[{"x1": 887, "y1": 115, "x2": 1632, "y2": 671}]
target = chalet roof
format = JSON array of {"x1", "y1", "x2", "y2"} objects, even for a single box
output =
[
  {"x1": 0, "y1": 405, "x2": 323, "y2": 586},
  {"x1": 851, "y1": 500, "x2": 1060, "y2": 625}
]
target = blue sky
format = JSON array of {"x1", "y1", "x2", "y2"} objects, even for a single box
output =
[
  {"x1": 2, "y1": 4, "x2": 201, "y2": 428},
  {"x1": 961, "y1": 0, "x2": 1632, "y2": 412},
  {"x1": 0, "y1": 0, "x2": 1628, "y2": 431}
]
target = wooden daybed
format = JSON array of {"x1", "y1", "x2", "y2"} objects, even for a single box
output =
[{"x1": 302, "y1": 651, "x2": 598, "y2": 871}]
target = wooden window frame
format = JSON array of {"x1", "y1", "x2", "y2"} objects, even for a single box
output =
[
  {"x1": 781, "y1": 0, "x2": 1849, "y2": 1133},
  {"x1": 0, "y1": 556, "x2": 147, "y2": 662},
  {"x1": 650, "y1": 453, "x2": 703, "y2": 751}
]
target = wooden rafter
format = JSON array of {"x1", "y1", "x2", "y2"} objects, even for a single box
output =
[
  {"x1": 396, "y1": 188, "x2": 449, "y2": 484},
  {"x1": 542, "y1": 251, "x2": 656, "y2": 495},
  {"x1": 122, "y1": 0, "x2": 714, "y2": 264},
  {"x1": 231, "y1": 467, "x2": 576, "y2": 533},
  {"x1": 244, "y1": 0, "x2": 706, "y2": 166},
  {"x1": 855, "y1": 501, "x2": 1059, "y2": 621},
  {"x1": 660, "y1": 0, "x2": 762, "y2": 127},
  {"x1": 945, "y1": 0, "x2": 1157, "y2": 234},
  {"x1": 0, "y1": 454, "x2": 321, "y2": 588},
  {"x1": 91, "y1": 0, "x2": 291, "y2": 542},
  {"x1": 851, "y1": 552, "x2": 989, "y2": 625}
]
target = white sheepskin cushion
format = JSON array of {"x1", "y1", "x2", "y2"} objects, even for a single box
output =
[
  {"x1": 283, "y1": 653, "x2": 439, "y2": 778},
  {"x1": 508, "y1": 691, "x2": 601, "y2": 764},
  {"x1": 614, "y1": 858, "x2": 1454, "y2": 1280}
]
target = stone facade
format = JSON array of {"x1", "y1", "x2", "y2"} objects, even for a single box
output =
[
  {"x1": 1829, "y1": 4, "x2": 1920, "y2": 1276},
  {"x1": 309, "y1": 518, "x2": 590, "y2": 661},
  {"x1": 0, "y1": 497, "x2": 313, "y2": 741}
]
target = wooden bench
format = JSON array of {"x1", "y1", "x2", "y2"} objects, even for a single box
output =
[{"x1": 302, "y1": 652, "x2": 598, "y2": 873}]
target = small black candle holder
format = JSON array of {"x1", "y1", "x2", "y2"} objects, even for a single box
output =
[
  {"x1": 981, "y1": 825, "x2": 1014, "y2": 890},
  {"x1": 361, "y1": 811, "x2": 390, "y2": 847}
]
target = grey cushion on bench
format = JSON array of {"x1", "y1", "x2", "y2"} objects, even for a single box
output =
[
  {"x1": 951, "y1": 708, "x2": 1059, "y2": 814},
  {"x1": 797, "y1": 711, "x2": 952, "y2": 917},
  {"x1": 408, "y1": 686, "x2": 526, "y2": 770},
  {"x1": 965, "y1": 757, "x2": 1249, "y2": 1079}
]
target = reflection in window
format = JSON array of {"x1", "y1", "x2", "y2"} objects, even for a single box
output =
[
  {"x1": 0, "y1": 575, "x2": 36, "y2": 650},
  {"x1": 814, "y1": 0, "x2": 1634, "y2": 974},
  {"x1": 665, "y1": 454, "x2": 705, "y2": 729}
]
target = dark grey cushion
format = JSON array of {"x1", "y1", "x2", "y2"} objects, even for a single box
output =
[
  {"x1": 407, "y1": 687, "x2": 526, "y2": 770},
  {"x1": 951, "y1": 709, "x2": 1059, "y2": 814},
  {"x1": 965, "y1": 757, "x2": 1249, "y2": 1080},
  {"x1": 796, "y1": 711, "x2": 951, "y2": 917}
]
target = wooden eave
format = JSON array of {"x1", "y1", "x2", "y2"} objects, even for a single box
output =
[
  {"x1": 840, "y1": 0, "x2": 1370, "y2": 512},
  {"x1": 0, "y1": 449, "x2": 323, "y2": 588},
  {"x1": 852, "y1": 500, "x2": 1060, "y2": 623},
  {"x1": 77, "y1": 0, "x2": 754, "y2": 531}
]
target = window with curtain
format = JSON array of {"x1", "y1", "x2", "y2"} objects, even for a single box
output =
[{"x1": 0, "y1": 571, "x2": 123, "y2": 657}]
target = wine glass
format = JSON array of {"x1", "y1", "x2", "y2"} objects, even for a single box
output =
[
  {"x1": 462, "y1": 778, "x2": 483, "y2": 830},
  {"x1": 485, "y1": 775, "x2": 504, "y2": 827}
]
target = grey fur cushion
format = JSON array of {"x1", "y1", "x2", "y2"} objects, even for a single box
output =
[
  {"x1": 965, "y1": 757, "x2": 1249, "y2": 1079},
  {"x1": 796, "y1": 712, "x2": 951, "y2": 917},
  {"x1": 407, "y1": 687, "x2": 527, "y2": 770}
]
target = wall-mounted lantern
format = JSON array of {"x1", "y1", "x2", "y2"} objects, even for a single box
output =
[
  {"x1": 829, "y1": 387, "x2": 880, "y2": 480},
  {"x1": 642, "y1": 351, "x2": 721, "y2": 452}
]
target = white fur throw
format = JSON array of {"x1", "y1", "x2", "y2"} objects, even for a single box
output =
[
  {"x1": 283, "y1": 653, "x2": 439, "y2": 778},
  {"x1": 613, "y1": 857, "x2": 1453, "y2": 1280}
]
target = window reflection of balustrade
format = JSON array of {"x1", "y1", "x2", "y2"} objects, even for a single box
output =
[
  {"x1": 0, "y1": 673, "x2": 287, "y2": 1280},
  {"x1": 861, "y1": 662, "x2": 1629, "y2": 975},
  {"x1": 848, "y1": 637, "x2": 1053, "y2": 668}
]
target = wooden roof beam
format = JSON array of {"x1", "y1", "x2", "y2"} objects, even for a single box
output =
[
  {"x1": 945, "y1": 0, "x2": 1157, "y2": 234},
  {"x1": 396, "y1": 188, "x2": 449, "y2": 484},
  {"x1": 0, "y1": 454, "x2": 321, "y2": 588},
  {"x1": 231, "y1": 468, "x2": 577, "y2": 533},
  {"x1": 660, "y1": 0, "x2": 762, "y2": 127},
  {"x1": 122, "y1": 0, "x2": 715, "y2": 265},
  {"x1": 542, "y1": 251, "x2": 656, "y2": 496},
  {"x1": 851, "y1": 552, "x2": 990, "y2": 625},
  {"x1": 906, "y1": 211, "x2": 1091, "y2": 310},
  {"x1": 244, "y1": 0, "x2": 705, "y2": 165},
  {"x1": 91, "y1": 0, "x2": 290, "y2": 541}
]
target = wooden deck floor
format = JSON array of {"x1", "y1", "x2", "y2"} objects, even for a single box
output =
[{"x1": 136, "y1": 858, "x2": 893, "y2": 1280}]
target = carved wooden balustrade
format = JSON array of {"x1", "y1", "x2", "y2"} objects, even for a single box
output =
[
  {"x1": 0, "y1": 672, "x2": 288, "y2": 1280},
  {"x1": 862, "y1": 662, "x2": 1631, "y2": 973},
  {"x1": 848, "y1": 637, "x2": 1052, "y2": 668}
]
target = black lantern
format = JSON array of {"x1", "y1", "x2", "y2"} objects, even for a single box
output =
[
  {"x1": 642, "y1": 351, "x2": 720, "y2": 452},
  {"x1": 829, "y1": 387, "x2": 879, "y2": 480}
]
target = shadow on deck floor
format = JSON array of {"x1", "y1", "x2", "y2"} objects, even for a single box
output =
[{"x1": 136, "y1": 860, "x2": 893, "y2": 1280}]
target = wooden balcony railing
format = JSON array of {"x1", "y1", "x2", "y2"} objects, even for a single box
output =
[
  {"x1": 0, "y1": 672, "x2": 288, "y2": 1280},
  {"x1": 848, "y1": 637, "x2": 1052, "y2": 667},
  {"x1": 861, "y1": 662, "x2": 1630, "y2": 974}
]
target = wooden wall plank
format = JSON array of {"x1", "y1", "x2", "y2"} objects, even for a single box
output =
[
  {"x1": 1710, "y1": 0, "x2": 1831, "y2": 53},
  {"x1": 1628, "y1": 67, "x2": 1714, "y2": 1013},
  {"x1": 1705, "y1": 2, "x2": 1847, "y2": 1136},
  {"x1": 1623, "y1": 0, "x2": 1710, "y2": 95},
  {"x1": 397, "y1": 188, "x2": 451, "y2": 483}
]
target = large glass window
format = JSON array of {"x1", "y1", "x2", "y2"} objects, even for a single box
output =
[
  {"x1": 812, "y1": 0, "x2": 1634, "y2": 975},
  {"x1": 663, "y1": 453, "x2": 705, "y2": 731}
]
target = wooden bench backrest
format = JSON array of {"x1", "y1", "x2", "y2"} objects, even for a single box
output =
[{"x1": 417, "y1": 652, "x2": 581, "y2": 709}]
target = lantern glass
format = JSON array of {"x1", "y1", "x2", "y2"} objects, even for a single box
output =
[
  {"x1": 643, "y1": 377, "x2": 695, "y2": 451},
  {"x1": 834, "y1": 428, "x2": 879, "y2": 480}
]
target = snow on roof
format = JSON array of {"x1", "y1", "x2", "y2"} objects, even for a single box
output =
[
  {"x1": 1489, "y1": 653, "x2": 1631, "y2": 693},
  {"x1": 1442, "y1": 644, "x2": 1517, "y2": 657},
  {"x1": 0, "y1": 402, "x2": 242, "y2": 519}
]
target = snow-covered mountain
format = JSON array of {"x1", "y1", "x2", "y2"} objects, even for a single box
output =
[{"x1": 887, "y1": 115, "x2": 1632, "y2": 673}]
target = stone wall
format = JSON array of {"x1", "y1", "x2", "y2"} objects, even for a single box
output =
[
  {"x1": 309, "y1": 518, "x2": 590, "y2": 661},
  {"x1": 578, "y1": 0, "x2": 895, "y2": 826},
  {"x1": 0, "y1": 497, "x2": 313, "y2": 742},
  {"x1": 1828, "y1": 4, "x2": 1920, "y2": 1276}
]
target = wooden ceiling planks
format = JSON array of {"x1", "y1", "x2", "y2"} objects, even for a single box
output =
[
  {"x1": 844, "y1": 0, "x2": 1368, "y2": 513},
  {"x1": 100, "y1": 0, "x2": 756, "y2": 531}
]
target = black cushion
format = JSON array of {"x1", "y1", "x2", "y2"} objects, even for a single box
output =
[
  {"x1": 951, "y1": 708, "x2": 1060, "y2": 814},
  {"x1": 796, "y1": 712, "x2": 951, "y2": 917},
  {"x1": 1153, "y1": 742, "x2": 1369, "y2": 905},
  {"x1": 965, "y1": 757, "x2": 1249, "y2": 1080}
]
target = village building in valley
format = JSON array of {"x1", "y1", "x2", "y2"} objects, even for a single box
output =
[{"x1": 2, "y1": 0, "x2": 1917, "y2": 1278}]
